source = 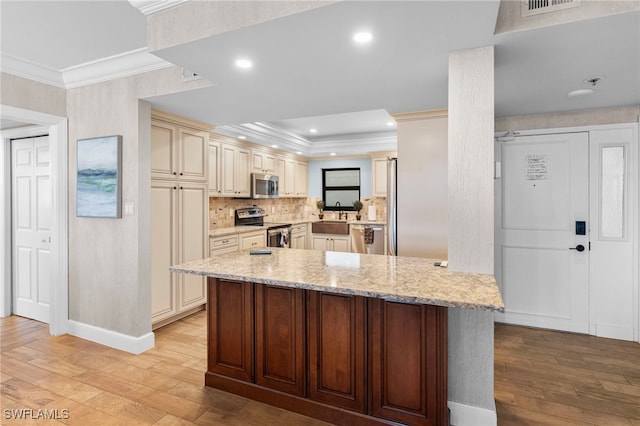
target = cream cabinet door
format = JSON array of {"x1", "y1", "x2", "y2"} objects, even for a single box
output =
[
  {"x1": 178, "y1": 128, "x2": 207, "y2": 181},
  {"x1": 151, "y1": 121, "x2": 177, "y2": 180},
  {"x1": 240, "y1": 231, "x2": 266, "y2": 250},
  {"x1": 331, "y1": 236, "x2": 351, "y2": 252},
  {"x1": 235, "y1": 146, "x2": 251, "y2": 197},
  {"x1": 177, "y1": 181, "x2": 208, "y2": 311},
  {"x1": 151, "y1": 180, "x2": 178, "y2": 322},
  {"x1": 311, "y1": 235, "x2": 330, "y2": 251},
  {"x1": 208, "y1": 141, "x2": 221, "y2": 196},
  {"x1": 221, "y1": 144, "x2": 237, "y2": 196},
  {"x1": 294, "y1": 161, "x2": 308, "y2": 197},
  {"x1": 252, "y1": 150, "x2": 277, "y2": 174},
  {"x1": 372, "y1": 157, "x2": 388, "y2": 197},
  {"x1": 277, "y1": 157, "x2": 288, "y2": 197},
  {"x1": 291, "y1": 233, "x2": 307, "y2": 249},
  {"x1": 284, "y1": 158, "x2": 295, "y2": 196}
]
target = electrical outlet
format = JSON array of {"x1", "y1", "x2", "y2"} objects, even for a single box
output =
[
  {"x1": 229, "y1": 208, "x2": 234, "y2": 217},
  {"x1": 271, "y1": 206, "x2": 275, "y2": 213}
]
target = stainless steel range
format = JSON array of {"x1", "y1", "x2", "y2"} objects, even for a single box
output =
[{"x1": 234, "y1": 207, "x2": 292, "y2": 248}]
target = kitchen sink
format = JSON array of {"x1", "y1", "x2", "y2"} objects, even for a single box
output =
[{"x1": 312, "y1": 221, "x2": 350, "y2": 235}]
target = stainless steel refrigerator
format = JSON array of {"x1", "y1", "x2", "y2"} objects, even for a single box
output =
[{"x1": 387, "y1": 157, "x2": 397, "y2": 256}]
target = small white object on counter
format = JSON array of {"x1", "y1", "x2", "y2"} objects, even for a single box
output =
[{"x1": 368, "y1": 205, "x2": 377, "y2": 221}]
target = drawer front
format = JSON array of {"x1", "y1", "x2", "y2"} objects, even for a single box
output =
[{"x1": 211, "y1": 235, "x2": 238, "y2": 249}]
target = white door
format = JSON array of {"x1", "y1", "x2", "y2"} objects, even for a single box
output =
[
  {"x1": 496, "y1": 132, "x2": 589, "y2": 334},
  {"x1": 11, "y1": 136, "x2": 51, "y2": 323}
]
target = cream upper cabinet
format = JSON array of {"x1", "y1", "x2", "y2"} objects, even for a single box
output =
[
  {"x1": 294, "y1": 160, "x2": 308, "y2": 197},
  {"x1": 208, "y1": 141, "x2": 221, "y2": 196},
  {"x1": 221, "y1": 143, "x2": 251, "y2": 197},
  {"x1": 372, "y1": 156, "x2": 388, "y2": 197},
  {"x1": 280, "y1": 158, "x2": 296, "y2": 197},
  {"x1": 251, "y1": 149, "x2": 277, "y2": 175},
  {"x1": 151, "y1": 119, "x2": 208, "y2": 182},
  {"x1": 151, "y1": 121, "x2": 176, "y2": 179}
]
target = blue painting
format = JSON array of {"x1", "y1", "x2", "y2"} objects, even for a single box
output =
[{"x1": 76, "y1": 135, "x2": 122, "y2": 218}]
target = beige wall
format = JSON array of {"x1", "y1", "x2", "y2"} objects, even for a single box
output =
[
  {"x1": 1, "y1": 73, "x2": 66, "y2": 117},
  {"x1": 66, "y1": 66, "x2": 213, "y2": 337},
  {"x1": 395, "y1": 111, "x2": 448, "y2": 259}
]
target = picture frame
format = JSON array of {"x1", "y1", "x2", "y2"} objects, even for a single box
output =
[{"x1": 76, "y1": 135, "x2": 122, "y2": 218}]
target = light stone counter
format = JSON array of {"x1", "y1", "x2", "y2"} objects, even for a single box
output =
[
  {"x1": 209, "y1": 226, "x2": 266, "y2": 238},
  {"x1": 171, "y1": 247, "x2": 504, "y2": 312}
]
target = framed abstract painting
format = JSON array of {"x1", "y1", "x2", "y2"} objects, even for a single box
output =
[{"x1": 76, "y1": 135, "x2": 122, "y2": 218}]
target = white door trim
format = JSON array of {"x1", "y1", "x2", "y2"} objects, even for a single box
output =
[
  {"x1": 1, "y1": 105, "x2": 68, "y2": 336},
  {"x1": 495, "y1": 122, "x2": 639, "y2": 343}
]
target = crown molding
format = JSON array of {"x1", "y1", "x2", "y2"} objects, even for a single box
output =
[
  {"x1": 128, "y1": 0, "x2": 189, "y2": 15},
  {"x1": 216, "y1": 122, "x2": 397, "y2": 158},
  {"x1": 1, "y1": 53, "x2": 65, "y2": 88},
  {"x1": 62, "y1": 48, "x2": 172, "y2": 89},
  {"x1": 393, "y1": 109, "x2": 448, "y2": 122}
]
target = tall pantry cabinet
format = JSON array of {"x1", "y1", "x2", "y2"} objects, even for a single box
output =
[{"x1": 151, "y1": 111, "x2": 210, "y2": 328}]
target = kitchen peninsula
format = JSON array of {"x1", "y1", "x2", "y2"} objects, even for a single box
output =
[{"x1": 171, "y1": 248, "x2": 504, "y2": 426}]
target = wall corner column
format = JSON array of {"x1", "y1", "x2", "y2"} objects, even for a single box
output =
[{"x1": 447, "y1": 45, "x2": 497, "y2": 425}]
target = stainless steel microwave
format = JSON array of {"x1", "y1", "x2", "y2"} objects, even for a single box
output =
[{"x1": 251, "y1": 173, "x2": 279, "y2": 199}]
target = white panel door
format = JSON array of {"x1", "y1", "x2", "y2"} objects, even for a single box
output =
[
  {"x1": 12, "y1": 136, "x2": 51, "y2": 323},
  {"x1": 496, "y1": 132, "x2": 589, "y2": 333}
]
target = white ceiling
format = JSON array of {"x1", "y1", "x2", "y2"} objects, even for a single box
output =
[{"x1": 1, "y1": 1, "x2": 639, "y2": 156}]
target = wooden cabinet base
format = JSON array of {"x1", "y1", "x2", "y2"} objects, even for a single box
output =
[
  {"x1": 207, "y1": 278, "x2": 448, "y2": 426},
  {"x1": 205, "y1": 372, "x2": 403, "y2": 426}
]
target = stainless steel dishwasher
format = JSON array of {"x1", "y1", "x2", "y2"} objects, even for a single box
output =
[{"x1": 350, "y1": 224, "x2": 385, "y2": 254}]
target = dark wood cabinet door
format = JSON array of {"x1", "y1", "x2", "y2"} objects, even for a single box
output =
[
  {"x1": 255, "y1": 284, "x2": 306, "y2": 396},
  {"x1": 369, "y1": 299, "x2": 447, "y2": 426},
  {"x1": 208, "y1": 278, "x2": 254, "y2": 382},
  {"x1": 307, "y1": 292, "x2": 366, "y2": 413}
]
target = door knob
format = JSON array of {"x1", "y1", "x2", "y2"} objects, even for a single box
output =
[{"x1": 569, "y1": 244, "x2": 585, "y2": 252}]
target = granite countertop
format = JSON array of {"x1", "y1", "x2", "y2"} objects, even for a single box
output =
[
  {"x1": 171, "y1": 248, "x2": 504, "y2": 312},
  {"x1": 210, "y1": 219, "x2": 387, "y2": 238}
]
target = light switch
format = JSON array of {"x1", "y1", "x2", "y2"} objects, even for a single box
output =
[{"x1": 124, "y1": 202, "x2": 134, "y2": 216}]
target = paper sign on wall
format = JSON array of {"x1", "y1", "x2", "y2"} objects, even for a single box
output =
[{"x1": 526, "y1": 154, "x2": 548, "y2": 180}]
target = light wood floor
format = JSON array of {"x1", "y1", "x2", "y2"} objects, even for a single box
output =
[
  {"x1": 495, "y1": 323, "x2": 640, "y2": 425},
  {"x1": 2, "y1": 312, "x2": 639, "y2": 425}
]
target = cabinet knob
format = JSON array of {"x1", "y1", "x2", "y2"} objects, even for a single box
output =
[
  {"x1": 180, "y1": 172, "x2": 183, "y2": 176},
  {"x1": 173, "y1": 172, "x2": 177, "y2": 175}
]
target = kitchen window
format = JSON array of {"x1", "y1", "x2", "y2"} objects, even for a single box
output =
[{"x1": 322, "y1": 168, "x2": 360, "y2": 211}]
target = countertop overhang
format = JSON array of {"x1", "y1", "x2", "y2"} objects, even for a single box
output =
[{"x1": 171, "y1": 248, "x2": 504, "y2": 312}]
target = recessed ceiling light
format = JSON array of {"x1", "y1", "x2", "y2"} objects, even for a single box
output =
[
  {"x1": 235, "y1": 58, "x2": 253, "y2": 69},
  {"x1": 568, "y1": 88, "x2": 594, "y2": 98},
  {"x1": 296, "y1": 151, "x2": 303, "y2": 155},
  {"x1": 330, "y1": 152, "x2": 336, "y2": 156},
  {"x1": 387, "y1": 121, "x2": 395, "y2": 127},
  {"x1": 309, "y1": 128, "x2": 317, "y2": 133},
  {"x1": 271, "y1": 144, "x2": 278, "y2": 148},
  {"x1": 238, "y1": 135, "x2": 247, "y2": 140},
  {"x1": 353, "y1": 31, "x2": 373, "y2": 44}
]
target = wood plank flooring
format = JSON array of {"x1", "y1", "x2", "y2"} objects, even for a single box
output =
[
  {"x1": 495, "y1": 323, "x2": 640, "y2": 425},
  {"x1": 2, "y1": 312, "x2": 639, "y2": 425}
]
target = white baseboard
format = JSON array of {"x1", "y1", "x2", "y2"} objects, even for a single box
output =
[
  {"x1": 448, "y1": 401, "x2": 497, "y2": 426},
  {"x1": 594, "y1": 323, "x2": 635, "y2": 342},
  {"x1": 67, "y1": 320, "x2": 154, "y2": 354}
]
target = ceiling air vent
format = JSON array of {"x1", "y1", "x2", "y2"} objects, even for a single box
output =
[{"x1": 522, "y1": 0, "x2": 580, "y2": 17}]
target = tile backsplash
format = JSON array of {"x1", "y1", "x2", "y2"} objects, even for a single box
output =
[{"x1": 209, "y1": 196, "x2": 387, "y2": 228}]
